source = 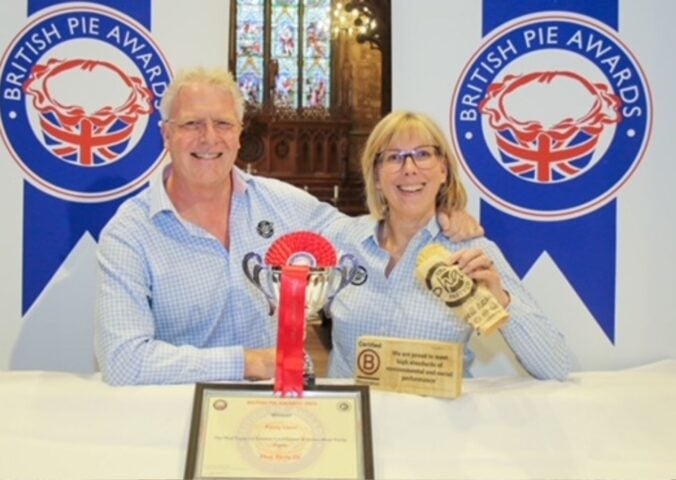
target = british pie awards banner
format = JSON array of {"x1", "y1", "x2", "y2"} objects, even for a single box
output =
[
  {"x1": 0, "y1": 0, "x2": 179, "y2": 370},
  {"x1": 0, "y1": 0, "x2": 171, "y2": 315},
  {"x1": 449, "y1": 0, "x2": 651, "y2": 344}
]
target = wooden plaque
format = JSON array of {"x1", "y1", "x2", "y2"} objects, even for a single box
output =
[{"x1": 354, "y1": 336, "x2": 463, "y2": 398}]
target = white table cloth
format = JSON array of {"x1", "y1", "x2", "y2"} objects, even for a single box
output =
[{"x1": 1, "y1": 360, "x2": 675, "y2": 479}]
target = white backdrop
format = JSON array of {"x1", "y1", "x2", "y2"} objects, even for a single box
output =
[{"x1": 1, "y1": 1, "x2": 674, "y2": 376}]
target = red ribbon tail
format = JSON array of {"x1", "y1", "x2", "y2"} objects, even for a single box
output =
[{"x1": 275, "y1": 265, "x2": 309, "y2": 396}]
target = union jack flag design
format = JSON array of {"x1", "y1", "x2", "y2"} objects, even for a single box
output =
[
  {"x1": 480, "y1": 71, "x2": 622, "y2": 184},
  {"x1": 24, "y1": 58, "x2": 153, "y2": 167}
]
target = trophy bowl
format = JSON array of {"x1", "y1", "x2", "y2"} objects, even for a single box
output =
[{"x1": 243, "y1": 254, "x2": 357, "y2": 317}]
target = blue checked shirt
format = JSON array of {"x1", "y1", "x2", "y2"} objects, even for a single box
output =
[
  {"x1": 325, "y1": 215, "x2": 572, "y2": 381},
  {"x1": 95, "y1": 166, "x2": 342, "y2": 385}
]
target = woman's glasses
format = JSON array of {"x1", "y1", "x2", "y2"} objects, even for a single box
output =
[{"x1": 377, "y1": 145, "x2": 440, "y2": 173}]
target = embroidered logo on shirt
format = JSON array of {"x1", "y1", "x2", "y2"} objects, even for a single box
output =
[
  {"x1": 350, "y1": 266, "x2": 368, "y2": 286},
  {"x1": 256, "y1": 220, "x2": 274, "y2": 238}
]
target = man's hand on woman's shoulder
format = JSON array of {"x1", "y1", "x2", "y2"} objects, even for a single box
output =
[{"x1": 437, "y1": 210, "x2": 484, "y2": 242}]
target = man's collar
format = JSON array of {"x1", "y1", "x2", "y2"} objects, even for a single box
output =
[
  {"x1": 231, "y1": 166, "x2": 249, "y2": 195},
  {"x1": 149, "y1": 164, "x2": 174, "y2": 217}
]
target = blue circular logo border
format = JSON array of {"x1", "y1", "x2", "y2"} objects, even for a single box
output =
[
  {"x1": 0, "y1": 5, "x2": 172, "y2": 202},
  {"x1": 451, "y1": 14, "x2": 652, "y2": 220}
]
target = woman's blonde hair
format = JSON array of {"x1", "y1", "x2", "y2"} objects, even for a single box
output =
[
  {"x1": 159, "y1": 66, "x2": 245, "y2": 122},
  {"x1": 361, "y1": 111, "x2": 467, "y2": 219}
]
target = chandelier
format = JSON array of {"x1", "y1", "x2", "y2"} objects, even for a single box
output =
[{"x1": 331, "y1": 1, "x2": 377, "y2": 40}]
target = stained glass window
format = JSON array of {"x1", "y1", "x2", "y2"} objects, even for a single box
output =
[
  {"x1": 303, "y1": 1, "x2": 331, "y2": 108},
  {"x1": 234, "y1": 0, "x2": 332, "y2": 110},
  {"x1": 235, "y1": 0, "x2": 264, "y2": 104}
]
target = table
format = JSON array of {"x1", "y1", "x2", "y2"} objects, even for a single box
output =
[{"x1": 1, "y1": 360, "x2": 675, "y2": 479}]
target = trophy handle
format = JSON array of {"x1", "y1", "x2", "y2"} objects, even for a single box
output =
[
  {"x1": 242, "y1": 252, "x2": 277, "y2": 315},
  {"x1": 337, "y1": 253, "x2": 359, "y2": 290},
  {"x1": 325, "y1": 253, "x2": 359, "y2": 308}
]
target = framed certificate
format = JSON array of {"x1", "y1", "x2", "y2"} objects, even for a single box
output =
[{"x1": 184, "y1": 384, "x2": 374, "y2": 479}]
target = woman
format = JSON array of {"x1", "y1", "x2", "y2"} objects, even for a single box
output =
[{"x1": 325, "y1": 111, "x2": 571, "y2": 380}]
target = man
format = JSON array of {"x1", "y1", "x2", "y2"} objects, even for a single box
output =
[{"x1": 94, "y1": 67, "x2": 481, "y2": 385}]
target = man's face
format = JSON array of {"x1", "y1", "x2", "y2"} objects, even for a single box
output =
[{"x1": 161, "y1": 81, "x2": 242, "y2": 190}]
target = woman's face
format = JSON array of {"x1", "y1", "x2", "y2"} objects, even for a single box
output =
[{"x1": 375, "y1": 132, "x2": 447, "y2": 221}]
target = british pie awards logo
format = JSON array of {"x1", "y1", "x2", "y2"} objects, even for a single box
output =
[
  {"x1": 451, "y1": 13, "x2": 652, "y2": 340},
  {"x1": 1, "y1": 4, "x2": 170, "y2": 201},
  {"x1": 0, "y1": 3, "x2": 171, "y2": 312}
]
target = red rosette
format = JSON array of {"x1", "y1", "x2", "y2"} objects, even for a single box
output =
[{"x1": 265, "y1": 231, "x2": 337, "y2": 267}]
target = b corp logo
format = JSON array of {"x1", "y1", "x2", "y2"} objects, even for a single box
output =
[
  {"x1": 0, "y1": 5, "x2": 171, "y2": 202},
  {"x1": 357, "y1": 348, "x2": 380, "y2": 376},
  {"x1": 451, "y1": 13, "x2": 652, "y2": 220}
]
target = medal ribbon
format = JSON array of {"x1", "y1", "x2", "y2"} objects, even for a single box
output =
[{"x1": 275, "y1": 265, "x2": 309, "y2": 396}]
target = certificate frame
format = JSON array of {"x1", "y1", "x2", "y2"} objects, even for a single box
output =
[{"x1": 184, "y1": 383, "x2": 374, "y2": 480}]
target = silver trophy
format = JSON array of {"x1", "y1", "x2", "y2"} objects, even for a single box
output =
[{"x1": 243, "y1": 250, "x2": 358, "y2": 387}]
